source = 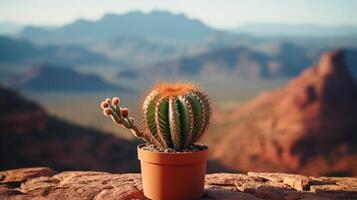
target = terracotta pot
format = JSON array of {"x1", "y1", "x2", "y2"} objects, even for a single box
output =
[{"x1": 137, "y1": 144, "x2": 209, "y2": 200}]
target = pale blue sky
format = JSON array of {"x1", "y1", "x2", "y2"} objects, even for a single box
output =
[{"x1": 0, "y1": 0, "x2": 357, "y2": 28}]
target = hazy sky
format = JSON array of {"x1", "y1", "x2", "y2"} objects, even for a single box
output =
[{"x1": 1, "y1": 0, "x2": 357, "y2": 28}]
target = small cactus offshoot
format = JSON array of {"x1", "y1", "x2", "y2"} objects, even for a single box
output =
[{"x1": 100, "y1": 82, "x2": 212, "y2": 151}]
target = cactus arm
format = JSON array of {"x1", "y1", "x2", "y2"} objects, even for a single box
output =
[
  {"x1": 178, "y1": 96, "x2": 194, "y2": 148},
  {"x1": 111, "y1": 104, "x2": 121, "y2": 118},
  {"x1": 155, "y1": 97, "x2": 172, "y2": 148},
  {"x1": 129, "y1": 121, "x2": 150, "y2": 142},
  {"x1": 101, "y1": 97, "x2": 158, "y2": 144},
  {"x1": 169, "y1": 97, "x2": 181, "y2": 150},
  {"x1": 109, "y1": 108, "x2": 122, "y2": 124},
  {"x1": 108, "y1": 103, "x2": 130, "y2": 129},
  {"x1": 110, "y1": 107, "x2": 146, "y2": 139},
  {"x1": 108, "y1": 107, "x2": 145, "y2": 139}
]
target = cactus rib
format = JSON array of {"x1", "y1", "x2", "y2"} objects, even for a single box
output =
[
  {"x1": 155, "y1": 97, "x2": 171, "y2": 148},
  {"x1": 169, "y1": 97, "x2": 181, "y2": 150},
  {"x1": 179, "y1": 95, "x2": 194, "y2": 148}
]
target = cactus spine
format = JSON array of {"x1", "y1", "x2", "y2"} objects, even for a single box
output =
[{"x1": 100, "y1": 82, "x2": 211, "y2": 151}]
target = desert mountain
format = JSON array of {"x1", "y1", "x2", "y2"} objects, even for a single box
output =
[
  {"x1": 13, "y1": 64, "x2": 128, "y2": 92},
  {"x1": 0, "y1": 84, "x2": 46, "y2": 134},
  {"x1": 152, "y1": 42, "x2": 314, "y2": 78},
  {"x1": 18, "y1": 11, "x2": 223, "y2": 67},
  {"x1": 91, "y1": 36, "x2": 183, "y2": 66},
  {"x1": 0, "y1": 36, "x2": 112, "y2": 65},
  {"x1": 0, "y1": 84, "x2": 140, "y2": 172},
  {"x1": 20, "y1": 11, "x2": 216, "y2": 46},
  {"x1": 89, "y1": 30, "x2": 251, "y2": 67},
  {"x1": 210, "y1": 50, "x2": 357, "y2": 176}
]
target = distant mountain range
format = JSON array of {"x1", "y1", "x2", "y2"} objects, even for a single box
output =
[
  {"x1": 17, "y1": 11, "x2": 226, "y2": 66},
  {"x1": 91, "y1": 36, "x2": 183, "y2": 66},
  {"x1": 81, "y1": 31, "x2": 252, "y2": 66},
  {"x1": 2, "y1": 34, "x2": 356, "y2": 80},
  {"x1": 2, "y1": 10, "x2": 357, "y2": 79},
  {"x1": 148, "y1": 42, "x2": 357, "y2": 79},
  {"x1": 20, "y1": 11, "x2": 216, "y2": 46},
  {"x1": 210, "y1": 50, "x2": 357, "y2": 176},
  {"x1": 151, "y1": 42, "x2": 315, "y2": 78},
  {"x1": 231, "y1": 23, "x2": 357, "y2": 37},
  {"x1": 13, "y1": 63, "x2": 129, "y2": 92},
  {"x1": 0, "y1": 36, "x2": 112, "y2": 66}
]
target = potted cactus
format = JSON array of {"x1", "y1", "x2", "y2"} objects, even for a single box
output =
[{"x1": 100, "y1": 82, "x2": 211, "y2": 200}]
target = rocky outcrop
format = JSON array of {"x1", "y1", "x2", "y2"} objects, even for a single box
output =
[
  {"x1": 210, "y1": 50, "x2": 357, "y2": 176},
  {"x1": 0, "y1": 167, "x2": 356, "y2": 200},
  {"x1": 0, "y1": 85, "x2": 140, "y2": 172},
  {"x1": 0, "y1": 85, "x2": 47, "y2": 133}
]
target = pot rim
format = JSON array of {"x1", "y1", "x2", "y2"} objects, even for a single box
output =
[
  {"x1": 137, "y1": 143, "x2": 208, "y2": 155},
  {"x1": 137, "y1": 143, "x2": 209, "y2": 165}
]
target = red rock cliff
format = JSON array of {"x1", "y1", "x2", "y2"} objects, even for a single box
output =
[{"x1": 211, "y1": 50, "x2": 357, "y2": 176}]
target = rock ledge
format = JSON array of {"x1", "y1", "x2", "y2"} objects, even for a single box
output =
[{"x1": 0, "y1": 167, "x2": 356, "y2": 200}]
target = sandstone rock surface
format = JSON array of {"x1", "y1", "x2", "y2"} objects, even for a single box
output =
[{"x1": 1, "y1": 167, "x2": 356, "y2": 200}]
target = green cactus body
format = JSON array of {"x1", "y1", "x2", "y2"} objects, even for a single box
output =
[
  {"x1": 142, "y1": 83, "x2": 211, "y2": 150},
  {"x1": 101, "y1": 82, "x2": 211, "y2": 151}
]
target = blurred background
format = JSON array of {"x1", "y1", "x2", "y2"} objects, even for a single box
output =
[{"x1": 0, "y1": 0, "x2": 356, "y2": 176}]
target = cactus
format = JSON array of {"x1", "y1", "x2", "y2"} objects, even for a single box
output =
[{"x1": 100, "y1": 82, "x2": 211, "y2": 151}]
